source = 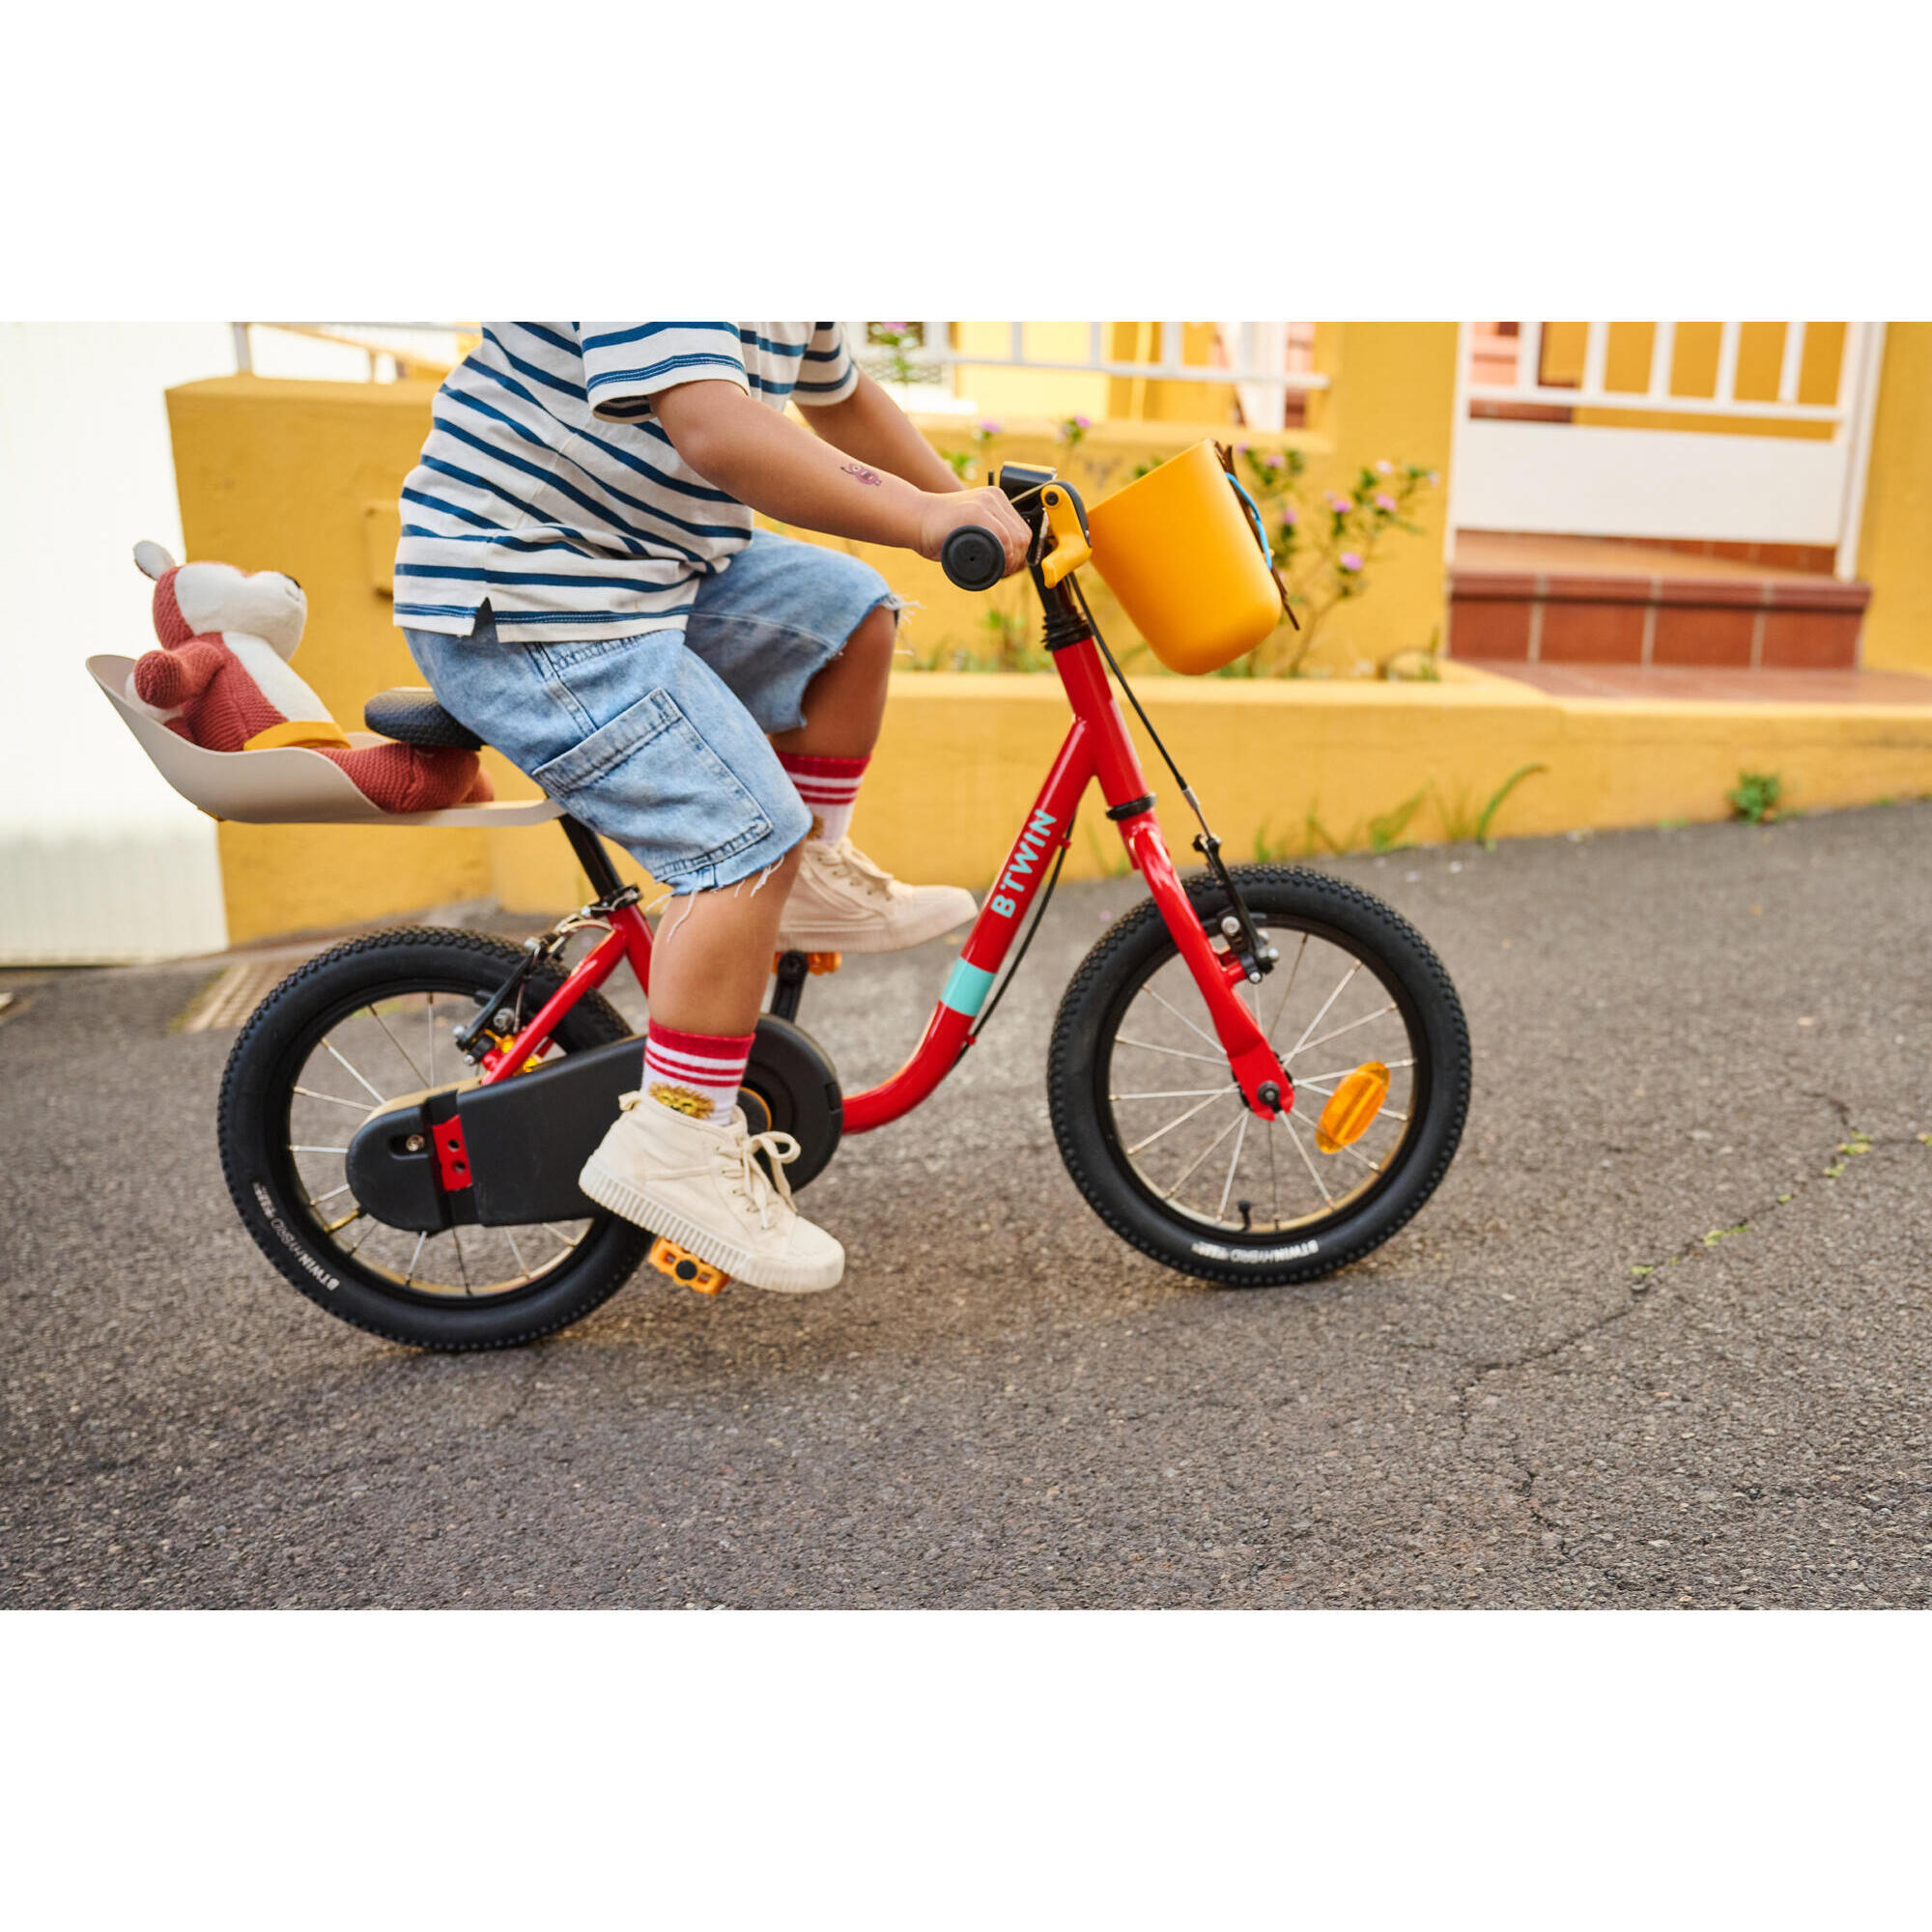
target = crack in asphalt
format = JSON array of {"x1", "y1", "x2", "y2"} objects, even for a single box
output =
[{"x1": 1449, "y1": 1127, "x2": 1929, "y2": 1588}]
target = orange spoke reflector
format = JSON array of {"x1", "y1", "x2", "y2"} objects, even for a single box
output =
[{"x1": 1316, "y1": 1061, "x2": 1390, "y2": 1153}]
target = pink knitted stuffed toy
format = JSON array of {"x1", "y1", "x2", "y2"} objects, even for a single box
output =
[{"x1": 128, "y1": 544, "x2": 492, "y2": 813}]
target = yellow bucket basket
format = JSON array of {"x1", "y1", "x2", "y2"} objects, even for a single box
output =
[{"x1": 1086, "y1": 440, "x2": 1287, "y2": 675}]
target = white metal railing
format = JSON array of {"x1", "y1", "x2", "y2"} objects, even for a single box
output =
[
  {"x1": 1449, "y1": 322, "x2": 1889, "y2": 577},
  {"x1": 233, "y1": 321, "x2": 1329, "y2": 422},
  {"x1": 231, "y1": 322, "x2": 469, "y2": 382},
  {"x1": 1465, "y1": 321, "x2": 1857, "y2": 425},
  {"x1": 853, "y1": 322, "x2": 1326, "y2": 417}
]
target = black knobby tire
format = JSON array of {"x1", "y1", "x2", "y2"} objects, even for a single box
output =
[
  {"x1": 1047, "y1": 866, "x2": 1470, "y2": 1286},
  {"x1": 217, "y1": 927, "x2": 650, "y2": 1350}
]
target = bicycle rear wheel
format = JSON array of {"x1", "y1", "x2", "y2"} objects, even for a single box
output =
[
  {"x1": 217, "y1": 927, "x2": 650, "y2": 1350},
  {"x1": 1047, "y1": 866, "x2": 1470, "y2": 1286}
]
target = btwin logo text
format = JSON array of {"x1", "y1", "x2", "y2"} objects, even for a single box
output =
[{"x1": 988, "y1": 810, "x2": 1058, "y2": 919}]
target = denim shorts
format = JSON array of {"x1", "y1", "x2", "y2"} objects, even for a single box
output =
[{"x1": 403, "y1": 532, "x2": 897, "y2": 893}]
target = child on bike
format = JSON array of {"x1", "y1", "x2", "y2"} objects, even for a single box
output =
[{"x1": 396, "y1": 324, "x2": 1030, "y2": 1294}]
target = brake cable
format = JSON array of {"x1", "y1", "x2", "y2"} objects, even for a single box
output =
[{"x1": 1066, "y1": 573, "x2": 1274, "y2": 982}]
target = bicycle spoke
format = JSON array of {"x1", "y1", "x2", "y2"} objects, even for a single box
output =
[
  {"x1": 290, "y1": 1145, "x2": 350, "y2": 1155},
  {"x1": 1265, "y1": 931, "x2": 1308, "y2": 1038},
  {"x1": 1298, "y1": 1058, "x2": 1413, "y2": 1086},
  {"x1": 1114, "y1": 1037, "x2": 1227, "y2": 1066},
  {"x1": 1125, "y1": 1089, "x2": 1232, "y2": 1157},
  {"x1": 1282, "y1": 1116, "x2": 1334, "y2": 1207},
  {"x1": 504, "y1": 1226, "x2": 533, "y2": 1279},
  {"x1": 322, "y1": 1037, "x2": 387, "y2": 1107},
  {"x1": 427, "y1": 994, "x2": 436, "y2": 1089},
  {"x1": 404, "y1": 1231, "x2": 426, "y2": 1286},
  {"x1": 1164, "y1": 1107, "x2": 1246, "y2": 1200},
  {"x1": 1337, "y1": 1138, "x2": 1385, "y2": 1176},
  {"x1": 1144, "y1": 983, "x2": 1221, "y2": 1052},
  {"x1": 1283, "y1": 961, "x2": 1361, "y2": 1062},
  {"x1": 1293, "y1": 1003, "x2": 1397, "y2": 1060},
  {"x1": 1110, "y1": 1087, "x2": 1232, "y2": 1102},
  {"x1": 308, "y1": 1180, "x2": 353, "y2": 1208},
  {"x1": 1216, "y1": 1112, "x2": 1250, "y2": 1221},
  {"x1": 369, "y1": 1004, "x2": 428, "y2": 1088},
  {"x1": 1267, "y1": 1110, "x2": 1281, "y2": 1228},
  {"x1": 294, "y1": 1085, "x2": 373, "y2": 1112},
  {"x1": 450, "y1": 1227, "x2": 473, "y2": 1296}
]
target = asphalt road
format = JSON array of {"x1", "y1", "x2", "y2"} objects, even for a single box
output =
[{"x1": 5, "y1": 802, "x2": 1931, "y2": 1607}]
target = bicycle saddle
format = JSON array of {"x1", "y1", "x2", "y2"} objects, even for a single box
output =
[{"x1": 363, "y1": 687, "x2": 484, "y2": 753}]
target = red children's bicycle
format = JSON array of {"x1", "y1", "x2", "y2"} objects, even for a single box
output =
[{"x1": 213, "y1": 460, "x2": 1470, "y2": 1350}]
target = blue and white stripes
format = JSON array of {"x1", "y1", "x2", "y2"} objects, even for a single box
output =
[{"x1": 395, "y1": 323, "x2": 858, "y2": 641}]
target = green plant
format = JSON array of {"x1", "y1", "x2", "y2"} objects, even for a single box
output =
[
  {"x1": 941, "y1": 419, "x2": 1005, "y2": 486},
  {"x1": 1727, "y1": 770, "x2": 1783, "y2": 824},
  {"x1": 1230, "y1": 447, "x2": 1438, "y2": 674},
  {"x1": 867, "y1": 322, "x2": 924, "y2": 389},
  {"x1": 1367, "y1": 787, "x2": 1429, "y2": 854},
  {"x1": 1472, "y1": 763, "x2": 1547, "y2": 847},
  {"x1": 1253, "y1": 816, "x2": 1293, "y2": 864}
]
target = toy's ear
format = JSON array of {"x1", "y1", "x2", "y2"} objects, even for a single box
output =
[{"x1": 133, "y1": 540, "x2": 177, "y2": 581}]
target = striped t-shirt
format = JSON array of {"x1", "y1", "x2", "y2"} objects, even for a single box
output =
[{"x1": 394, "y1": 322, "x2": 859, "y2": 640}]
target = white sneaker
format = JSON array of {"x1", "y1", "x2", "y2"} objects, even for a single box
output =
[
  {"x1": 578, "y1": 1095, "x2": 844, "y2": 1293},
  {"x1": 776, "y1": 837, "x2": 977, "y2": 953}
]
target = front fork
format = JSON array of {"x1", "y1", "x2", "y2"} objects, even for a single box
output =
[{"x1": 1118, "y1": 810, "x2": 1293, "y2": 1121}]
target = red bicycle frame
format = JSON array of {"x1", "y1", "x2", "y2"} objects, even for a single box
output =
[{"x1": 477, "y1": 600, "x2": 1293, "y2": 1131}]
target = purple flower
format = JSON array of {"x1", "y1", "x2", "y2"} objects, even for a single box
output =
[
  {"x1": 1236, "y1": 441, "x2": 1250, "y2": 456},
  {"x1": 1325, "y1": 493, "x2": 1351, "y2": 514},
  {"x1": 1339, "y1": 551, "x2": 1364, "y2": 572},
  {"x1": 978, "y1": 419, "x2": 1002, "y2": 436},
  {"x1": 877, "y1": 321, "x2": 909, "y2": 334},
  {"x1": 1074, "y1": 414, "x2": 1092, "y2": 429},
  {"x1": 1375, "y1": 459, "x2": 1394, "y2": 475},
  {"x1": 1280, "y1": 505, "x2": 1299, "y2": 526},
  {"x1": 1375, "y1": 492, "x2": 1398, "y2": 514},
  {"x1": 1427, "y1": 469, "x2": 1440, "y2": 487}
]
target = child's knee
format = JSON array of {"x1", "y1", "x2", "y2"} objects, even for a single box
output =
[{"x1": 843, "y1": 599, "x2": 898, "y2": 669}]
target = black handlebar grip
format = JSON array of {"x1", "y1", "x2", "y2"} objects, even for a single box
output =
[{"x1": 941, "y1": 526, "x2": 1006, "y2": 592}]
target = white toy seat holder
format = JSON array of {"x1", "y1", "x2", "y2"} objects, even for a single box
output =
[{"x1": 89, "y1": 654, "x2": 562, "y2": 830}]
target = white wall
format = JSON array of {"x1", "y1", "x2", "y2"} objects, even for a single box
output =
[
  {"x1": 0, "y1": 324, "x2": 391, "y2": 963},
  {"x1": 0, "y1": 324, "x2": 240, "y2": 959}
]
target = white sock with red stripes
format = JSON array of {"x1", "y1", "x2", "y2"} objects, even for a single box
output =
[
  {"x1": 642, "y1": 1023, "x2": 754, "y2": 1123},
  {"x1": 778, "y1": 752, "x2": 868, "y2": 845}
]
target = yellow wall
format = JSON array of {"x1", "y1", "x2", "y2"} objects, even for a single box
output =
[
  {"x1": 1857, "y1": 322, "x2": 1932, "y2": 674},
  {"x1": 950, "y1": 322, "x2": 1110, "y2": 422}
]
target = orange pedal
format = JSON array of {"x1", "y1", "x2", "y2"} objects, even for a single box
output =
[
  {"x1": 771, "y1": 951, "x2": 843, "y2": 976},
  {"x1": 648, "y1": 1236, "x2": 728, "y2": 1295}
]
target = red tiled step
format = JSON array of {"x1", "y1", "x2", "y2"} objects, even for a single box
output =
[{"x1": 1448, "y1": 531, "x2": 1868, "y2": 670}]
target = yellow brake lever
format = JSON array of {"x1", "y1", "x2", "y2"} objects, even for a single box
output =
[{"x1": 1039, "y1": 484, "x2": 1094, "y2": 588}]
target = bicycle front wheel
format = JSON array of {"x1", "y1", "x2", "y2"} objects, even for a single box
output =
[{"x1": 1047, "y1": 866, "x2": 1470, "y2": 1286}]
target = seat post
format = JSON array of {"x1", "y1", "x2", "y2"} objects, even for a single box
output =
[{"x1": 559, "y1": 814, "x2": 627, "y2": 903}]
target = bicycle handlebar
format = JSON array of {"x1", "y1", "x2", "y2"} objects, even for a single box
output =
[{"x1": 940, "y1": 525, "x2": 1007, "y2": 593}]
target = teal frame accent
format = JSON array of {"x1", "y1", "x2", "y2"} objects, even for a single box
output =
[{"x1": 939, "y1": 957, "x2": 997, "y2": 1017}]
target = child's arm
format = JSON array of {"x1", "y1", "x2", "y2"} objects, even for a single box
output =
[
  {"x1": 793, "y1": 371, "x2": 969, "y2": 497},
  {"x1": 655, "y1": 380, "x2": 1032, "y2": 576}
]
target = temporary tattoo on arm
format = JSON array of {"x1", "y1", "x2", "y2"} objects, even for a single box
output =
[{"x1": 841, "y1": 463, "x2": 883, "y2": 487}]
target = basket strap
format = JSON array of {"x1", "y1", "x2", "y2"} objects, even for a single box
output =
[{"x1": 1215, "y1": 441, "x2": 1299, "y2": 630}]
